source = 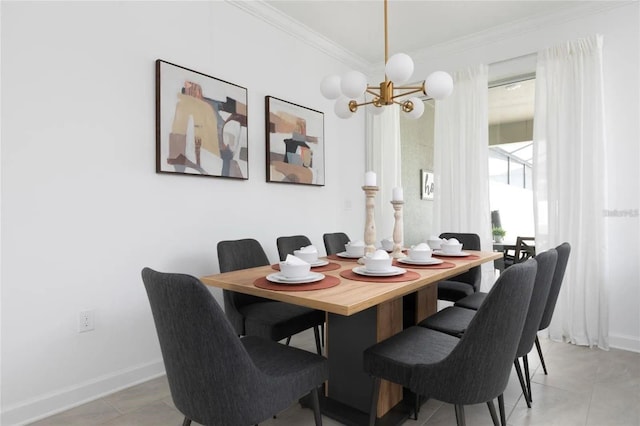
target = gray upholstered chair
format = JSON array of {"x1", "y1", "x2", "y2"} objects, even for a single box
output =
[
  {"x1": 437, "y1": 232, "x2": 482, "y2": 301},
  {"x1": 403, "y1": 232, "x2": 481, "y2": 329},
  {"x1": 277, "y1": 234, "x2": 313, "y2": 261},
  {"x1": 418, "y1": 250, "x2": 558, "y2": 409},
  {"x1": 217, "y1": 238, "x2": 323, "y2": 355},
  {"x1": 141, "y1": 267, "x2": 328, "y2": 426},
  {"x1": 455, "y1": 237, "x2": 535, "y2": 311},
  {"x1": 534, "y1": 242, "x2": 571, "y2": 376},
  {"x1": 275, "y1": 235, "x2": 327, "y2": 347},
  {"x1": 322, "y1": 232, "x2": 350, "y2": 255},
  {"x1": 364, "y1": 259, "x2": 537, "y2": 426},
  {"x1": 512, "y1": 249, "x2": 557, "y2": 407},
  {"x1": 455, "y1": 242, "x2": 567, "y2": 313}
]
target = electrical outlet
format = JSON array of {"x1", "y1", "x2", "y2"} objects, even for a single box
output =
[{"x1": 78, "y1": 310, "x2": 95, "y2": 333}]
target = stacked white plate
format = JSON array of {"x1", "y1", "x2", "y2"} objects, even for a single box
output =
[
  {"x1": 352, "y1": 266, "x2": 406, "y2": 277},
  {"x1": 397, "y1": 257, "x2": 444, "y2": 265},
  {"x1": 433, "y1": 250, "x2": 470, "y2": 257},
  {"x1": 266, "y1": 272, "x2": 324, "y2": 284}
]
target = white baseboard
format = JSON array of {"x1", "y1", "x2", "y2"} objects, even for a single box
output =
[
  {"x1": 1, "y1": 359, "x2": 165, "y2": 426},
  {"x1": 609, "y1": 334, "x2": 640, "y2": 353}
]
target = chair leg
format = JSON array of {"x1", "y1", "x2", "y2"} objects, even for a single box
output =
[
  {"x1": 285, "y1": 336, "x2": 292, "y2": 346},
  {"x1": 310, "y1": 386, "x2": 323, "y2": 426},
  {"x1": 321, "y1": 323, "x2": 325, "y2": 347},
  {"x1": 523, "y1": 354, "x2": 532, "y2": 403},
  {"x1": 535, "y1": 335, "x2": 548, "y2": 375},
  {"x1": 454, "y1": 404, "x2": 466, "y2": 426},
  {"x1": 414, "y1": 393, "x2": 420, "y2": 420},
  {"x1": 368, "y1": 377, "x2": 381, "y2": 426},
  {"x1": 313, "y1": 326, "x2": 322, "y2": 355},
  {"x1": 498, "y1": 394, "x2": 506, "y2": 426},
  {"x1": 514, "y1": 359, "x2": 531, "y2": 408},
  {"x1": 182, "y1": 417, "x2": 191, "y2": 426},
  {"x1": 486, "y1": 399, "x2": 499, "y2": 426}
]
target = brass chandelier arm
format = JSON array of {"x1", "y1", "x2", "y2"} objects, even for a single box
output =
[
  {"x1": 389, "y1": 87, "x2": 426, "y2": 100},
  {"x1": 348, "y1": 97, "x2": 416, "y2": 110}
]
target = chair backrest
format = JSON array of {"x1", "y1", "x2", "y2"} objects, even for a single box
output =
[
  {"x1": 218, "y1": 238, "x2": 270, "y2": 272},
  {"x1": 439, "y1": 232, "x2": 482, "y2": 291},
  {"x1": 411, "y1": 259, "x2": 537, "y2": 405},
  {"x1": 217, "y1": 238, "x2": 271, "y2": 335},
  {"x1": 276, "y1": 235, "x2": 312, "y2": 261},
  {"x1": 141, "y1": 268, "x2": 268, "y2": 425},
  {"x1": 515, "y1": 249, "x2": 557, "y2": 357},
  {"x1": 323, "y1": 232, "x2": 350, "y2": 255},
  {"x1": 538, "y1": 242, "x2": 571, "y2": 331},
  {"x1": 513, "y1": 236, "x2": 536, "y2": 264}
]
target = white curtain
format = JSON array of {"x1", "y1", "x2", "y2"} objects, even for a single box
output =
[
  {"x1": 433, "y1": 64, "x2": 493, "y2": 290},
  {"x1": 365, "y1": 105, "x2": 402, "y2": 240},
  {"x1": 533, "y1": 35, "x2": 608, "y2": 349}
]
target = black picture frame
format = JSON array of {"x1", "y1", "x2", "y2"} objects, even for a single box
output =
[
  {"x1": 265, "y1": 96, "x2": 325, "y2": 186},
  {"x1": 155, "y1": 59, "x2": 248, "y2": 179}
]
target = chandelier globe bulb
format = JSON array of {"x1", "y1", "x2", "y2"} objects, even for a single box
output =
[
  {"x1": 385, "y1": 53, "x2": 414, "y2": 85},
  {"x1": 405, "y1": 97, "x2": 425, "y2": 119},
  {"x1": 334, "y1": 97, "x2": 355, "y2": 119},
  {"x1": 320, "y1": 75, "x2": 342, "y2": 99},
  {"x1": 340, "y1": 70, "x2": 368, "y2": 99},
  {"x1": 426, "y1": 71, "x2": 454, "y2": 100}
]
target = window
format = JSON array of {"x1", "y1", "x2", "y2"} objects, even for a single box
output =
[{"x1": 488, "y1": 78, "x2": 535, "y2": 238}]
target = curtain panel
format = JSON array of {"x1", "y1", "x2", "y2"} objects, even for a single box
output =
[
  {"x1": 533, "y1": 35, "x2": 609, "y2": 349},
  {"x1": 365, "y1": 105, "x2": 402, "y2": 240},
  {"x1": 433, "y1": 64, "x2": 493, "y2": 290}
]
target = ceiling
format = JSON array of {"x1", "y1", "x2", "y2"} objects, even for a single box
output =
[
  {"x1": 260, "y1": 1, "x2": 619, "y2": 125},
  {"x1": 264, "y1": 1, "x2": 605, "y2": 65}
]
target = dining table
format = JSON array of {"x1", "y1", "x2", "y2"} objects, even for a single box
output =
[{"x1": 200, "y1": 249, "x2": 502, "y2": 425}]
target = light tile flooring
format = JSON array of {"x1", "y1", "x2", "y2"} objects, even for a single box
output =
[{"x1": 30, "y1": 330, "x2": 640, "y2": 426}]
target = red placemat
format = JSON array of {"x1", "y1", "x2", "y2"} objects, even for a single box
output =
[
  {"x1": 392, "y1": 260, "x2": 456, "y2": 269},
  {"x1": 254, "y1": 275, "x2": 340, "y2": 291},
  {"x1": 432, "y1": 254, "x2": 480, "y2": 260},
  {"x1": 327, "y1": 254, "x2": 361, "y2": 262},
  {"x1": 271, "y1": 262, "x2": 341, "y2": 272},
  {"x1": 339, "y1": 269, "x2": 420, "y2": 283}
]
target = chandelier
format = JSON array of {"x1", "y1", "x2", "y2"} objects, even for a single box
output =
[{"x1": 320, "y1": 0, "x2": 453, "y2": 119}]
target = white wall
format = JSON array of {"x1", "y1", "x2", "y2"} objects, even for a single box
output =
[
  {"x1": 412, "y1": 2, "x2": 640, "y2": 351},
  {"x1": 0, "y1": 2, "x2": 366, "y2": 424}
]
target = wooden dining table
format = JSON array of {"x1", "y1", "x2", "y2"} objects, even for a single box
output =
[{"x1": 200, "y1": 250, "x2": 502, "y2": 425}]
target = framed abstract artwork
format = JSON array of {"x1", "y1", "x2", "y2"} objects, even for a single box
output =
[
  {"x1": 265, "y1": 96, "x2": 325, "y2": 186},
  {"x1": 155, "y1": 59, "x2": 248, "y2": 179},
  {"x1": 421, "y1": 169, "x2": 434, "y2": 200}
]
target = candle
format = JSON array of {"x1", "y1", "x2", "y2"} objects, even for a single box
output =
[
  {"x1": 365, "y1": 171, "x2": 377, "y2": 187},
  {"x1": 392, "y1": 186, "x2": 403, "y2": 201}
]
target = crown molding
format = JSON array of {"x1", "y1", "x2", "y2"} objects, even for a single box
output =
[
  {"x1": 409, "y1": 1, "x2": 636, "y2": 67},
  {"x1": 228, "y1": 0, "x2": 635, "y2": 76},
  {"x1": 227, "y1": 0, "x2": 371, "y2": 71}
]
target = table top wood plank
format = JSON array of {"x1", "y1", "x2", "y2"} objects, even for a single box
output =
[{"x1": 201, "y1": 250, "x2": 502, "y2": 316}]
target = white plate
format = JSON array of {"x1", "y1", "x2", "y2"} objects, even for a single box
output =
[
  {"x1": 266, "y1": 272, "x2": 325, "y2": 284},
  {"x1": 398, "y1": 257, "x2": 444, "y2": 265},
  {"x1": 337, "y1": 251, "x2": 363, "y2": 259},
  {"x1": 433, "y1": 250, "x2": 470, "y2": 257},
  {"x1": 352, "y1": 266, "x2": 406, "y2": 277},
  {"x1": 310, "y1": 259, "x2": 329, "y2": 267}
]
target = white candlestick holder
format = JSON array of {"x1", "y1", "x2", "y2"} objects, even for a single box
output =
[
  {"x1": 361, "y1": 185, "x2": 379, "y2": 263},
  {"x1": 391, "y1": 200, "x2": 406, "y2": 258}
]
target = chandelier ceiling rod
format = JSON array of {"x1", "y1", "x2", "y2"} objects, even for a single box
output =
[{"x1": 384, "y1": 0, "x2": 389, "y2": 68}]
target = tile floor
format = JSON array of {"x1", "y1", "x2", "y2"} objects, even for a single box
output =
[{"x1": 29, "y1": 330, "x2": 640, "y2": 426}]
